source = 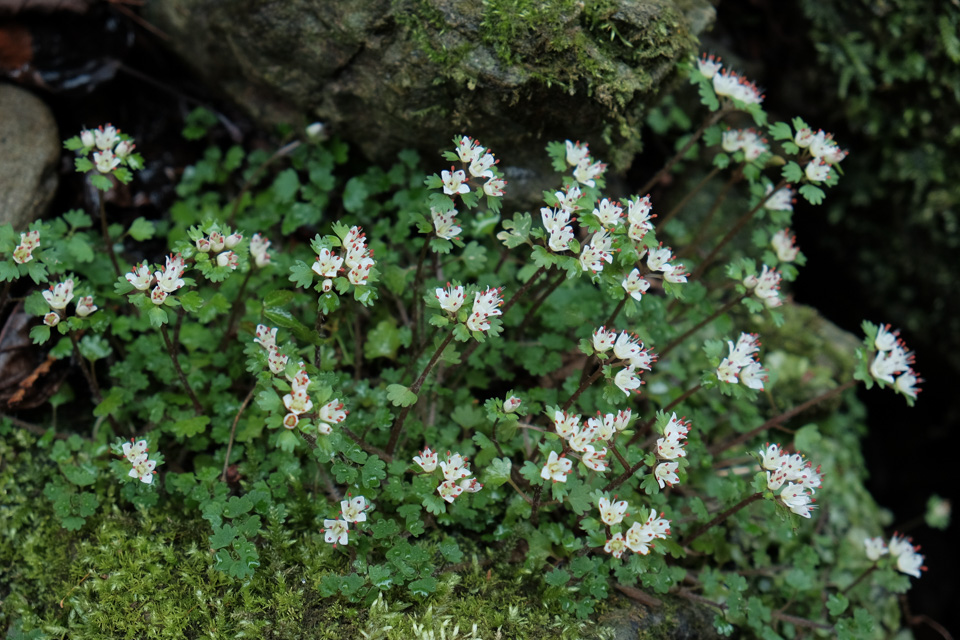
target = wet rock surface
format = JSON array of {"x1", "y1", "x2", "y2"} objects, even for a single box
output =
[{"x1": 0, "y1": 84, "x2": 59, "y2": 230}]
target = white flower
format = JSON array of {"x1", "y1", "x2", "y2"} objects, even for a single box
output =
[
  {"x1": 696, "y1": 53, "x2": 722, "y2": 78},
  {"x1": 598, "y1": 496, "x2": 629, "y2": 525},
  {"x1": 341, "y1": 496, "x2": 368, "y2": 523},
  {"x1": 888, "y1": 534, "x2": 914, "y2": 557},
  {"x1": 565, "y1": 140, "x2": 590, "y2": 167},
  {"x1": 554, "y1": 411, "x2": 581, "y2": 439},
  {"x1": 413, "y1": 447, "x2": 438, "y2": 473},
  {"x1": 43, "y1": 279, "x2": 74, "y2": 310},
  {"x1": 431, "y1": 207, "x2": 462, "y2": 240},
  {"x1": 863, "y1": 537, "x2": 889, "y2": 562},
  {"x1": 663, "y1": 413, "x2": 690, "y2": 441},
  {"x1": 129, "y1": 457, "x2": 157, "y2": 484},
  {"x1": 312, "y1": 247, "x2": 343, "y2": 279},
  {"x1": 150, "y1": 287, "x2": 167, "y2": 305},
  {"x1": 283, "y1": 389, "x2": 313, "y2": 416},
  {"x1": 874, "y1": 324, "x2": 899, "y2": 352},
  {"x1": 896, "y1": 549, "x2": 925, "y2": 579},
  {"x1": 745, "y1": 265, "x2": 781, "y2": 307},
  {"x1": 249, "y1": 233, "x2": 271, "y2": 267},
  {"x1": 579, "y1": 244, "x2": 608, "y2": 273},
  {"x1": 122, "y1": 439, "x2": 149, "y2": 464},
  {"x1": 196, "y1": 237, "x2": 211, "y2": 253},
  {"x1": 759, "y1": 443, "x2": 784, "y2": 471},
  {"x1": 466, "y1": 286, "x2": 503, "y2": 332},
  {"x1": 779, "y1": 483, "x2": 814, "y2": 518},
  {"x1": 306, "y1": 122, "x2": 326, "y2": 140},
  {"x1": 662, "y1": 263, "x2": 688, "y2": 284},
  {"x1": 804, "y1": 159, "x2": 830, "y2": 182},
  {"x1": 437, "y1": 480, "x2": 464, "y2": 503},
  {"x1": 645, "y1": 245, "x2": 673, "y2": 272},
  {"x1": 764, "y1": 184, "x2": 795, "y2": 212},
  {"x1": 612, "y1": 409, "x2": 632, "y2": 432},
  {"x1": 621, "y1": 269, "x2": 650, "y2": 302},
  {"x1": 126, "y1": 263, "x2": 153, "y2": 290},
  {"x1": 592, "y1": 326, "x2": 617, "y2": 354},
  {"x1": 323, "y1": 519, "x2": 349, "y2": 546},
  {"x1": 573, "y1": 157, "x2": 605, "y2": 187},
  {"x1": 656, "y1": 434, "x2": 686, "y2": 460},
  {"x1": 460, "y1": 478, "x2": 483, "y2": 493},
  {"x1": 613, "y1": 331, "x2": 643, "y2": 363},
  {"x1": 267, "y1": 347, "x2": 288, "y2": 375},
  {"x1": 556, "y1": 185, "x2": 582, "y2": 217},
  {"x1": 94, "y1": 124, "x2": 119, "y2": 151},
  {"x1": 441, "y1": 168, "x2": 469, "y2": 195},
  {"x1": 283, "y1": 412, "x2": 300, "y2": 430},
  {"x1": 614, "y1": 366, "x2": 642, "y2": 396},
  {"x1": 771, "y1": 229, "x2": 799, "y2": 262},
  {"x1": 254, "y1": 325, "x2": 278, "y2": 350},
  {"x1": 75, "y1": 296, "x2": 97, "y2": 317},
  {"x1": 13, "y1": 230, "x2": 40, "y2": 264},
  {"x1": 795, "y1": 128, "x2": 814, "y2": 148},
  {"x1": 655, "y1": 462, "x2": 679, "y2": 489},
  {"x1": 155, "y1": 254, "x2": 186, "y2": 293},
  {"x1": 716, "y1": 358, "x2": 739, "y2": 384},
  {"x1": 208, "y1": 232, "x2": 224, "y2": 252},
  {"x1": 347, "y1": 257, "x2": 374, "y2": 285},
  {"x1": 540, "y1": 451, "x2": 572, "y2": 483},
  {"x1": 568, "y1": 427, "x2": 597, "y2": 453},
  {"x1": 592, "y1": 198, "x2": 623, "y2": 228},
  {"x1": 80, "y1": 129, "x2": 95, "y2": 148},
  {"x1": 440, "y1": 453, "x2": 471, "y2": 482},
  {"x1": 605, "y1": 532, "x2": 627, "y2": 559},
  {"x1": 503, "y1": 396, "x2": 521, "y2": 413},
  {"x1": 582, "y1": 446, "x2": 608, "y2": 473},
  {"x1": 483, "y1": 176, "x2": 506, "y2": 197},
  {"x1": 456, "y1": 136, "x2": 484, "y2": 164},
  {"x1": 469, "y1": 153, "x2": 496, "y2": 179},
  {"x1": 43, "y1": 311, "x2": 60, "y2": 327},
  {"x1": 319, "y1": 399, "x2": 348, "y2": 425},
  {"x1": 740, "y1": 361, "x2": 767, "y2": 390},
  {"x1": 894, "y1": 370, "x2": 921, "y2": 400},
  {"x1": 436, "y1": 283, "x2": 465, "y2": 313},
  {"x1": 624, "y1": 522, "x2": 652, "y2": 555},
  {"x1": 626, "y1": 195, "x2": 655, "y2": 241},
  {"x1": 217, "y1": 251, "x2": 239, "y2": 269}
]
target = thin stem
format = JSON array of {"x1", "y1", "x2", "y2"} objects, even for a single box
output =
[
  {"x1": 639, "y1": 107, "x2": 733, "y2": 196},
  {"x1": 603, "y1": 296, "x2": 628, "y2": 329},
  {"x1": 70, "y1": 332, "x2": 103, "y2": 404},
  {"x1": 658, "y1": 166, "x2": 721, "y2": 230},
  {"x1": 561, "y1": 362, "x2": 608, "y2": 412},
  {"x1": 386, "y1": 331, "x2": 456, "y2": 456},
  {"x1": 841, "y1": 564, "x2": 877, "y2": 595},
  {"x1": 99, "y1": 196, "x2": 121, "y2": 278},
  {"x1": 221, "y1": 386, "x2": 255, "y2": 482},
  {"x1": 501, "y1": 265, "x2": 548, "y2": 316},
  {"x1": 0, "y1": 280, "x2": 12, "y2": 316},
  {"x1": 507, "y1": 477, "x2": 533, "y2": 504},
  {"x1": 659, "y1": 294, "x2": 746, "y2": 360},
  {"x1": 159, "y1": 324, "x2": 203, "y2": 415},
  {"x1": 628, "y1": 382, "x2": 703, "y2": 447},
  {"x1": 709, "y1": 379, "x2": 857, "y2": 457},
  {"x1": 529, "y1": 485, "x2": 544, "y2": 526},
  {"x1": 217, "y1": 266, "x2": 255, "y2": 351},
  {"x1": 689, "y1": 178, "x2": 788, "y2": 282},
  {"x1": 518, "y1": 270, "x2": 565, "y2": 328},
  {"x1": 227, "y1": 140, "x2": 301, "y2": 225},
  {"x1": 683, "y1": 492, "x2": 763, "y2": 546},
  {"x1": 342, "y1": 426, "x2": 392, "y2": 462},
  {"x1": 411, "y1": 240, "x2": 431, "y2": 350},
  {"x1": 677, "y1": 165, "x2": 742, "y2": 260}
]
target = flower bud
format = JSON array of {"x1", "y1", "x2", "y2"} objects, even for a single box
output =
[
  {"x1": 503, "y1": 396, "x2": 521, "y2": 413},
  {"x1": 75, "y1": 296, "x2": 97, "y2": 317},
  {"x1": 322, "y1": 278, "x2": 333, "y2": 292},
  {"x1": 80, "y1": 129, "x2": 95, "y2": 148},
  {"x1": 282, "y1": 413, "x2": 299, "y2": 429},
  {"x1": 196, "y1": 237, "x2": 211, "y2": 252},
  {"x1": 209, "y1": 232, "x2": 225, "y2": 252},
  {"x1": 43, "y1": 312, "x2": 60, "y2": 327},
  {"x1": 217, "y1": 251, "x2": 238, "y2": 269},
  {"x1": 225, "y1": 232, "x2": 243, "y2": 249}
]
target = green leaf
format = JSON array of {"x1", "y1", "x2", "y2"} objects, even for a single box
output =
[
  {"x1": 264, "y1": 306, "x2": 319, "y2": 345},
  {"x1": 66, "y1": 234, "x2": 94, "y2": 263},
  {"x1": 288, "y1": 261, "x2": 314, "y2": 289},
  {"x1": 273, "y1": 168, "x2": 300, "y2": 203},
  {"x1": 170, "y1": 415, "x2": 210, "y2": 438},
  {"x1": 826, "y1": 593, "x2": 849, "y2": 617},
  {"x1": 438, "y1": 538, "x2": 464, "y2": 563},
  {"x1": 768, "y1": 121, "x2": 793, "y2": 141},
  {"x1": 496, "y1": 212, "x2": 532, "y2": 248},
  {"x1": 364, "y1": 320, "x2": 405, "y2": 360},
  {"x1": 209, "y1": 523, "x2": 237, "y2": 549},
  {"x1": 128, "y1": 217, "x2": 156, "y2": 241},
  {"x1": 545, "y1": 568, "x2": 570, "y2": 586},
  {"x1": 29, "y1": 325, "x2": 51, "y2": 345},
  {"x1": 408, "y1": 577, "x2": 437, "y2": 597},
  {"x1": 799, "y1": 184, "x2": 825, "y2": 205},
  {"x1": 361, "y1": 456, "x2": 387, "y2": 488},
  {"x1": 264, "y1": 289, "x2": 296, "y2": 307},
  {"x1": 93, "y1": 387, "x2": 124, "y2": 418},
  {"x1": 483, "y1": 457, "x2": 512, "y2": 488},
  {"x1": 371, "y1": 518, "x2": 401, "y2": 539},
  {"x1": 386, "y1": 384, "x2": 417, "y2": 407},
  {"x1": 782, "y1": 162, "x2": 803, "y2": 183},
  {"x1": 368, "y1": 564, "x2": 394, "y2": 589},
  {"x1": 60, "y1": 464, "x2": 97, "y2": 487}
]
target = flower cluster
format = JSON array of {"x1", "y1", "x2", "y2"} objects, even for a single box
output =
[
  {"x1": 864, "y1": 533, "x2": 926, "y2": 579},
  {"x1": 253, "y1": 325, "x2": 348, "y2": 433},
  {"x1": 868, "y1": 323, "x2": 921, "y2": 401},
  {"x1": 452, "y1": 136, "x2": 506, "y2": 197},
  {"x1": 591, "y1": 327, "x2": 657, "y2": 395},
  {"x1": 771, "y1": 229, "x2": 799, "y2": 263},
  {"x1": 743, "y1": 264, "x2": 782, "y2": 308},
  {"x1": 716, "y1": 333, "x2": 767, "y2": 390},
  {"x1": 121, "y1": 438, "x2": 158, "y2": 484},
  {"x1": 67, "y1": 124, "x2": 143, "y2": 185},
  {"x1": 414, "y1": 448, "x2": 482, "y2": 503},
  {"x1": 541, "y1": 184, "x2": 581, "y2": 252},
  {"x1": 322, "y1": 495, "x2": 370, "y2": 547},
  {"x1": 642, "y1": 242, "x2": 688, "y2": 285},
  {"x1": 548, "y1": 409, "x2": 634, "y2": 478},
  {"x1": 722, "y1": 128, "x2": 768, "y2": 162},
  {"x1": 654, "y1": 413, "x2": 690, "y2": 488},
  {"x1": 12, "y1": 230, "x2": 40, "y2": 264},
  {"x1": 466, "y1": 286, "x2": 503, "y2": 333},
  {"x1": 602, "y1": 500, "x2": 672, "y2": 559},
  {"x1": 760, "y1": 443, "x2": 822, "y2": 518},
  {"x1": 312, "y1": 225, "x2": 375, "y2": 290},
  {"x1": 41, "y1": 278, "x2": 97, "y2": 327},
  {"x1": 196, "y1": 230, "x2": 242, "y2": 270},
  {"x1": 249, "y1": 233, "x2": 271, "y2": 267},
  {"x1": 696, "y1": 54, "x2": 764, "y2": 105},
  {"x1": 128, "y1": 253, "x2": 186, "y2": 305},
  {"x1": 625, "y1": 195, "x2": 655, "y2": 242},
  {"x1": 795, "y1": 128, "x2": 847, "y2": 183},
  {"x1": 564, "y1": 140, "x2": 606, "y2": 188}
]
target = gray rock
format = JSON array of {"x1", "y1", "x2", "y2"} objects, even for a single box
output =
[
  {"x1": 0, "y1": 84, "x2": 60, "y2": 230},
  {"x1": 147, "y1": 0, "x2": 713, "y2": 175}
]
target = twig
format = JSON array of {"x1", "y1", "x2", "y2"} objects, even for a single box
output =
[
  {"x1": 221, "y1": 386, "x2": 255, "y2": 482},
  {"x1": 159, "y1": 324, "x2": 203, "y2": 415}
]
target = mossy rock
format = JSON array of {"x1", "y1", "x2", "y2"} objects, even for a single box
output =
[{"x1": 147, "y1": 0, "x2": 712, "y2": 178}]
